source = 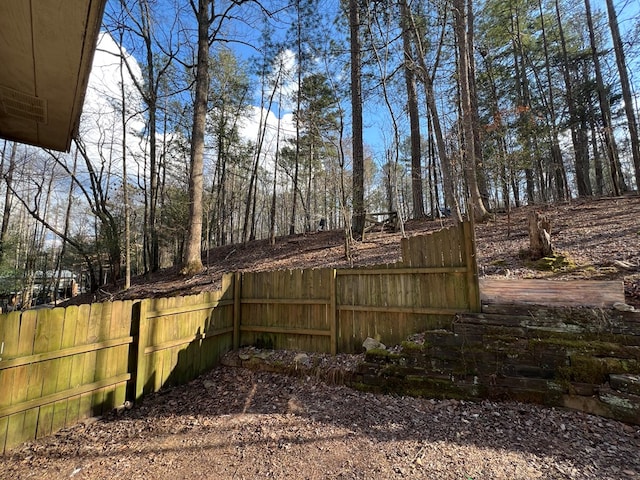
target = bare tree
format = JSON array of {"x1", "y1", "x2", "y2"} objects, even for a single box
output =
[
  {"x1": 584, "y1": 0, "x2": 626, "y2": 195},
  {"x1": 350, "y1": 0, "x2": 366, "y2": 239},
  {"x1": 182, "y1": 0, "x2": 211, "y2": 275},
  {"x1": 182, "y1": 0, "x2": 244, "y2": 274},
  {"x1": 399, "y1": 0, "x2": 425, "y2": 219},
  {"x1": 453, "y1": 0, "x2": 489, "y2": 220},
  {"x1": 0, "y1": 141, "x2": 17, "y2": 264},
  {"x1": 605, "y1": 0, "x2": 640, "y2": 188}
]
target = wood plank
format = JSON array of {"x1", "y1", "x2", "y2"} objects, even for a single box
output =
[
  {"x1": 240, "y1": 297, "x2": 330, "y2": 306},
  {"x1": 0, "y1": 310, "x2": 20, "y2": 454},
  {"x1": 36, "y1": 307, "x2": 65, "y2": 438},
  {"x1": 110, "y1": 300, "x2": 130, "y2": 407},
  {"x1": 463, "y1": 222, "x2": 481, "y2": 312},
  {"x1": 234, "y1": 273, "x2": 241, "y2": 349},
  {"x1": 329, "y1": 269, "x2": 337, "y2": 355},
  {"x1": 145, "y1": 299, "x2": 232, "y2": 319},
  {"x1": 0, "y1": 374, "x2": 131, "y2": 418},
  {"x1": 85, "y1": 302, "x2": 105, "y2": 416},
  {"x1": 336, "y1": 266, "x2": 468, "y2": 276},
  {"x1": 66, "y1": 303, "x2": 91, "y2": 425},
  {"x1": 239, "y1": 325, "x2": 331, "y2": 337},
  {"x1": 3, "y1": 310, "x2": 37, "y2": 453},
  {"x1": 480, "y1": 278, "x2": 626, "y2": 308},
  {"x1": 0, "y1": 311, "x2": 20, "y2": 406},
  {"x1": 0, "y1": 336, "x2": 134, "y2": 370},
  {"x1": 143, "y1": 328, "x2": 233, "y2": 355},
  {"x1": 51, "y1": 306, "x2": 79, "y2": 433},
  {"x1": 337, "y1": 305, "x2": 462, "y2": 315}
]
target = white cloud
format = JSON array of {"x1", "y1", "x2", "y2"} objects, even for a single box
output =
[{"x1": 80, "y1": 32, "x2": 146, "y2": 157}]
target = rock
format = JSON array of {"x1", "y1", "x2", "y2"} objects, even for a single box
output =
[
  {"x1": 294, "y1": 353, "x2": 310, "y2": 365},
  {"x1": 614, "y1": 260, "x2": 635, "y2": 271},
  {"x1": 613, "y1": 302, "x2": 635, "y2": 312},
  {"x1": 610, "y1": 374, "x2": 640, "y2": 396},
  {"x1": 363, "y1": 337, "x2": 386, "y2": 351}
]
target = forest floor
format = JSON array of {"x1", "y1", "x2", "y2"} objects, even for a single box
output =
[
  {"x1": 3, "y1": 196, "x2": 640, "y2": 479},
  {"x1": 80, "y1": 195, "x2": 640, "y2": 307}
]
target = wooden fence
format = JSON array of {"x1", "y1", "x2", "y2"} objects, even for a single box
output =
[
  {"x1": 238, "y1": 222, "x2": 479, "y2": 353},
  {"x1": 0, "y1": 222, "x2": 479, "y2": 453},
  {"x1": 0, "y1": 302, "x2": 134, "y2": 453}
]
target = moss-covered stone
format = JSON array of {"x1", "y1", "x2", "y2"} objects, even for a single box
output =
[
  {"x1": 532, "y1": 337, "x2": 640, "y2": 360},
  {"x1": 528, "y1": 253, "x2": 577, "y2": 272},
  {"x1": 364, "y1": 348, "x2": 391, "y2": 361},
  {"x1": 557, "y1": 355, "x2": 640, "y2": 384},
  {"x1": 401, "y1": 340, "x2": 426, "y2": 352}
]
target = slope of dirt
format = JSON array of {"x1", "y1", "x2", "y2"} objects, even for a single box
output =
[{"x1": 75, "y1": 195, "x2": 640, "y2": 307}]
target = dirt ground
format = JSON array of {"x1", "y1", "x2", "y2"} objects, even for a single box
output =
[
  {"x1": 4, "y1": 196, "x2": 640, "y2": 478},
  {"x1": 74, "y1": 195, "x2": 640, "y2": 307},
  {"x1": 2, "y1": 365, "x2": 640, "y2": 480}
]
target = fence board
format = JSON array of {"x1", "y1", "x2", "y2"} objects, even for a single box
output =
[
  {"x1": 0, "y1": 311, "x2": 21, "y2": 452},
  {"x1": 134, "y1": 291, "x2": 235, "y2": 400},
  {"x1": 50, "y1": 306, "x2": 77, "y2": 434},
  {"x1": 66, "y1": 303, "x2": 91, "y2": 425}
]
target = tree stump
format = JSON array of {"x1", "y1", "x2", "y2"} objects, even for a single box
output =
[{"x1": 528, "y1": 211, "x2": 553, "y2": 260}]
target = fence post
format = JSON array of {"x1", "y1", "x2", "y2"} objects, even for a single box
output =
[
  {"x1": 462, "y1": 221, "x2": 481, "y2": 312},
  {"x1": 233, "y1": 272, "x2": 241, "y2": 349},
  {"x1": 134, "y1": 299, "x2": 149, "y2": 401},
  {"x1": 329, "y1": 269, "x2": 337, "y2": 355}
]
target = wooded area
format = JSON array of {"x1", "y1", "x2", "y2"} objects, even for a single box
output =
[{"x1": 0, "y1": 0, "x2": 638, "y2": 300}]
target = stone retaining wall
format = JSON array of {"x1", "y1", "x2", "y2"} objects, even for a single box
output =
[{"x1": 355, "y1": 306, "x2": 640, "y2": 424}]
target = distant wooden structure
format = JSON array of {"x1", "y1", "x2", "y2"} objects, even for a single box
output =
[{"x1": 363, "y1": 211, "x2": 398, "y2": 235}]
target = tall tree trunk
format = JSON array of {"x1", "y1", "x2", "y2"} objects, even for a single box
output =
[
  {"x1": 350, "y1": 0, "x2": 365, "y2": 238},
  {"x1": 453, "y1": 0, "x2": 488, "y2": 220},
  {"x1": 406, "y1": 11, "x2": 462, "y2": 222},
  {"x1": 143, "y1": 11, "x2": 160, "y2": 273},
  {"x1": 511, "y1": 6, "x2": 536, "y2": 204},
  {"x1": 119, "y1": 33, "x2": 131, "y2": 289},
  {"x1": 289, "y1": 0, "x2": 303, "y2": 235},
  {"x1": 54, "y1": 151, "x2": 78, "y2": 303},
  {"x1": 466, "y1": 0, "x2": 490, "y2": 209},
  {"x1": 590, "y1": 113, "x2": 605, "y2": 195},
  {"x1": 585, "y1": 0, "x2": 625, "y2": 195},
  {"x1": 270, "y1": 88, "x2": 284, "y2": 245},
  {"x1": 182, "y1": 0, "x2": 210, "y2": 275},
  {"x1": 399, "y1": 0, "x2": 425, "y2": 219},
  {"x1": 605, "y1": 0, "x2": 640, "y2": 189},
  {"x1": 538, "y1": 0, "x2": 568, "y2": 201},
  {"x1": 555, "y1": 0, "x2": 591, "y2": 196},
  {"x1": 0, "y1": 141, "x2": 16, "y2": 264}
]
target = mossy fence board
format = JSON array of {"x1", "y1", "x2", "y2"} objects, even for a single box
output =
[
  {"x1": 134, "y1": 285, "x2": 235, "y2": 400},
  {"x1": 0, "y1": 223, "x2": 479, "y2": 453},
  {"x1": 0, "y1": 302, "x2": 133, "y2": 453}
]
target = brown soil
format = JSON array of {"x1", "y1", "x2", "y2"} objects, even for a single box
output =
[
  {"x1": 2, "y1": 366, "x2": 639, "y2": 480},
  {"x1": 74, "y1": 195, "x2": 640, "y2": 307},
  {"x1": 3, "y1": 197, "x2": 640, "y2": 478}
]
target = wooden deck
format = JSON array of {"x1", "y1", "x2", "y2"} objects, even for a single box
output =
[{"x1": 479, "y1": 278, "x2": 626, "y2": 308}]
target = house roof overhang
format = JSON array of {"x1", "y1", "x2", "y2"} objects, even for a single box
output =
[{"x1": 0, "y1": 0, "x2": 107, "y2": 152}]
